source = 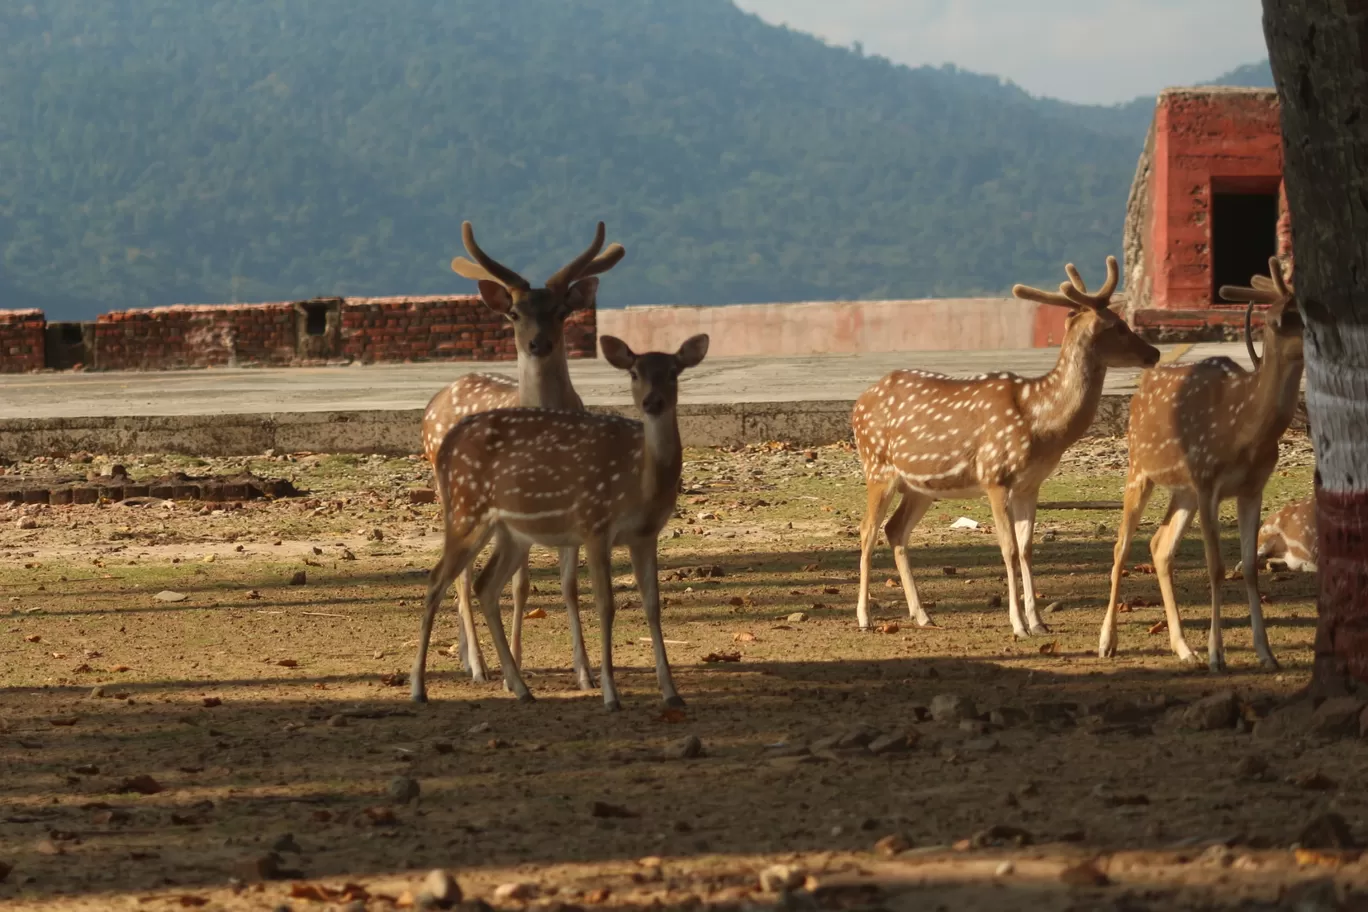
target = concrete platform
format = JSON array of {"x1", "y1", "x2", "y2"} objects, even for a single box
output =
[{"x1": 0, "y1": 343, "x2": 1277, "y2": 457}]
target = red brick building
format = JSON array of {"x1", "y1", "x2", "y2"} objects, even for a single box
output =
[{"x1": 1122, "y1": 86, "x2": 1291, "y2": 339}]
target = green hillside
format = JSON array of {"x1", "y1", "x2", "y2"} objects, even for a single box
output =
[{"x1": 0, "y1": 2, "x2": 1269, "y2": 319}]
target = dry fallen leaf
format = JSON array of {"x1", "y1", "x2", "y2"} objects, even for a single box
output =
[
  {"x1": 1148, "y1": 620, "x2": 1168, "y2": 635},
  {"x1": 24, "y1": 635, "x2": 41, "y2": 643},
  {"x1": 1295, "y1": 848, "x2": 1348, "y2": 869},
  {"x1": 733, "y1": 631, "x2": 756, "y2": 643},
  {"x1": 1038, "y1": 641, "x2": 1060, "y2": 655},
  {"x1": 702, "y1": 651, "x2": 741, "y2": 664},
  {"x1": 823, "y1": 586, "x2": 839, "y2": 595},
  {"x1": 523, "y1": 607, "x2": 547, "y2": 620},
  {"x1": 175, "y1": 895, "x2": 209, "y2": 908},
  {"x1": 876, "y1": 623, "x2": 900, "y2": 635}
]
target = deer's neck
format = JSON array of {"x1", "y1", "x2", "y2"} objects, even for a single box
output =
[
  {"x1": 1246, "y1": 347, "x2": 1304, "y2": 445},
  {"x1": 517, "y1": 351, "x2": 581, "y2": 410},
  {"x1": 639, "y1": 409, "x2": 683, "y2": 515},
  {"x1": 1028, "y1": 326, "x2": 1106, "y2": 445}
]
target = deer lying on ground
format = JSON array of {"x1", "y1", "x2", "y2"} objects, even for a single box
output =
[
  {"x1": 1099, "y1": 258, "x2": 1304, "y2": 671},
  {"x1": 412, "y1": 333, "x2": 710, "y2": 710},
  {"x1": 1236, "y1": 495, "x2": 1317, "y2": 573},
  {"x1": 851, "y1": 257, "x2": 1160, "y2": 636},
  {"x1": 420, "y1": 221, "x2": 624, "y2": 691}
]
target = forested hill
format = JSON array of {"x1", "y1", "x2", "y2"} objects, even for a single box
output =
[{"x1": 0, "y1": 1, "x2": 1271, "y2": 319}]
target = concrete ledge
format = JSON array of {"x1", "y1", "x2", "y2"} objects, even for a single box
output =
[{"x1": 0, "y1": 393, "x2": 1263, "y2": 459}]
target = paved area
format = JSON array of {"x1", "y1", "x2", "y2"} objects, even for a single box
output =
[{"x1": 0, "y1": 343, "x2": 1245, "y2": 419}]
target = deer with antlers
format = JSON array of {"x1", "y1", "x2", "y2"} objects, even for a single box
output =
[
  {"x1": 1098, "y1": 258, "x2": 1304, "y2": 671},
  {"x1": 420, "y1": 221, "x2": 624, "y2": 691},
  {"x1": 411, "y1": 333, "x2": 710, "y2": 709},
  {"x1": 852, "y1": 256, "x2": 1160, "y2": 636}
]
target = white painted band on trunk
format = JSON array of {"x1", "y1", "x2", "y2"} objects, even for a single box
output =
[{"x1": 1306, "y1": 322, "x2": 1368, "y2": 492}]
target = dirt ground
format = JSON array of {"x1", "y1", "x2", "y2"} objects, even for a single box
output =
[{"x1": 3, "y1": 433, "x2": 1366, "y2": 912}]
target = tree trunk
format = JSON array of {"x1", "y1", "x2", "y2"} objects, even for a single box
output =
[{"x1": 1264, "y1": 1, "x2": 1368, "y2": 694}]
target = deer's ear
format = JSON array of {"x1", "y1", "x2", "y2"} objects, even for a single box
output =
[
  {"x1": 476, "y1": 280, "x2": 514, "y2": 316},
  {"x1": 564, "y1": 277, "x2": 600, "y2": 313},
  {"x1": 600, "y1": 335, "x2": 637, "y2": 370},
  {"x1": 675, "y1": 334, "x2": 710, "y2": 369}
]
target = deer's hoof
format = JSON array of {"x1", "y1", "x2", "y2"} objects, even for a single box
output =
[
  {"x1": 1208, "y1": 657, "x2": 1229, "y2": 675},
  {"x1": 664, "y1": 695, "x2": 687, "y2": 709},
  {"x1": 1259, "y1": 655, "x2": 1282, "y2": 671},
  {"x1": 604, "y1": 699, "x2": 623, "y2": 713},
  {"x1": 1029, "y1": 623, "x2": 1051, "y2": 636},
  {"x1": 516, "y1": 690, "x2": 536, "y2": 704},
  {"x1": 410, "y1": 689, "x2": 428, "y2": 704}
]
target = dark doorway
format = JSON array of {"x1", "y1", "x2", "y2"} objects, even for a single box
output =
[
  {"x1": 44, "y1": 322, "x2": 93, "y2": 370},
  {"x1": 302, "y1": 302, "x2": 330, "y2": 336},
  {"x1": 1211, "y1": 191, "x2": 1279, "y2": 303}
]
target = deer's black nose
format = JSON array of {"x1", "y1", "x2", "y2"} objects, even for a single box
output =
[
  {"x1": 642, "y1": 393, "x2": 665, "y2": 415},
  {"x1": 527, "y1": 337, "x2": 553, "y2": 358}
]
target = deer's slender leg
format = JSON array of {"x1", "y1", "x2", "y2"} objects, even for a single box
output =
[
  {"x1": 1100, "y1": 472, "x2": 1155, "y2": 658},
  {"x1": 510, "y1": 560, "x2": 531, "y2": 673},
  {"x1": 560, "y1": 546, "x2": 595, "y2": 691},
  {"x1": 1195, "y1": 492, "x2": 1228, "y2": 673},
  {"x1": 884, "y1": 488, "x2": 936, "y2": 627},
  {"x1": 473, "y1": 531, "x2": 535, "y2": 702},
  {"x1": 1237, "y1": 493, "x2": 1279, "y2": 670},
  {"x1": 856, "y1": 475, "x2": 897, "y2": 630},
  {"x1": 412, "y1": 523, "x2": 491, "y2": 703},
  {"x1": 1009, "y1": 486, "x2": 1047, "y2": 635},
  {"x1": 455, "y1": 569, "x2": 490, "y2": 683},
  {"x1": 583, "y1": 538, "x2": 621, "y2": 711},
  {"x1": 1151, "y1": 489, "x2": 1199, "y2": 664},
  {"x1": 630, "y1": 540, "x2": 682, "y2": 707},
  {"x1": 984, "y1": 486, "x2": 1026, "y2": 637}
]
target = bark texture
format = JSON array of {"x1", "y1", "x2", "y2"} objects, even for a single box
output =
[{"x1": 1264, "y1": 1, "x2": 1368, "y2": 693}]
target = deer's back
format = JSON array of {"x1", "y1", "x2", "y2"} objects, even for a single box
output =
[
  {"x1": 422, "y1": 373, "x2": 519, "y2": 463},
  {"x1": 853, "y1": 369, "x2": 1037, "y2": 494}
]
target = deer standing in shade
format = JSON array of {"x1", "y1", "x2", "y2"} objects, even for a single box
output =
[
  {"x1": 420, "y1": 221, "x2": 624, "y2": 690},
  {"x1": 851, "y1": 256, "x2": 1160, "y2": 636},
  {"x1": 1099, "y1": 258, "x2": 1304, "y2": 671},
  {"x1": 412, "y1": 334, "x2": 710, "y2": 710}
]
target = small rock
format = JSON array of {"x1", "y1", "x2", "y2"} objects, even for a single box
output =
[
  {"x1": 238, "y1": 852, "x2": 282, "y2": 881},
  {"x1": 327, "y1": 714, "x2": 348, "y2": 728},
  {"x1": 492, "y1": 882, "x2": 536, "y2": 902},
  {"x1": 89, "y1": 686, "x2": 105, "y2": 699},
  {"x1": 1041, "y1": 530, "x2": 1057, "y2": 542},
  {"x1": 16, "y1": 517, "x2": 36, "y2": 530},
  {"x1": 422, "y1": 869, "x2": 462, "y2": 908},
  {"x1": 1253, "y1": 700, "x2": 1313, "y2": 741},
  {"x1": 271, "y1": 834, "x2": 301, "y2": 854},
  {"x1": 874, "y1": 833, "x2": 910, "y2": 857},
  {"x1": 995, "y1": 861, "x2": 1015, "y2": 876},
  {"x1": 1234, "y1": 754, "x2": 1270, "y2": 781},
  {"x1": 1044, "y1": 601, "x2": 1064, "y2": 614},
  {"x1": 1310, "y1": 697, "x2": 1366, "y2": 739},
  {"x1": 868, "y1": 732, "x2": 913, "y2": 755},
  {"x1": 154, "y1": 590, "x2": 188, "y2": 602},
  {"x1": 432, "y1": 741, "x2": 454, "y2": 755},
  {"x1": 667, "y1": 734, "x2": 703, "y2": 760},
  {"x1": 959, "y1": 719, "x2": 989, "y2": 735},
  {"x1": 1197, "y1": 844, "x2": 1234, "y2": 867},
  {"x1": 1059, "y1": 859, "x2": 1110, "y2": 886},
  {"x1": 1094, "y1": 522, "x2": 1109, "y2": 536},
  {"x1": 1299, "y1": 813, "x2": 1357, "y2": 850},
  {"x1": 787, "y1": 612, "x2": 808, "y2": 623},
  {"x1": 388, "y1": 776, "x2": 420, "y2": 804},
  {"x1": 340, "y1": 549, "x2": 356, "y2": 561},
  {"x1": 373, "y1": 649, "x2": 385, "y2": 659},
  {"x1": 758, "y1": 864, "x2": 806, "y2": 893},
  {"x1": 289, "y1": 570, "x2": 307, "y2": 586},
  {"x1": 987, "y1": 594, "x2": 1002, "y2": 609},
  {"x1": 1180, "y1": 690, "x2": 1239, "y2": 731},
  {"x1": 929, "y1": 694, "x2": 977, "y2": 723},
  {"x1": 971, "y1": 824, "x2": 1033, "y2": 848}
]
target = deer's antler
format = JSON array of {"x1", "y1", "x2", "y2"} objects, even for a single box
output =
[
  {"x1": 1013, "y1": 256, "x2": 1119, "y2": 311},
  {"x1": 546, "y1": 222, "x2": 626, "y2": 290},
  {"x1": 1219, "y1": 257, "x2": 1296, "y2": 369},
  {"x1": 451, "y1": 222, "x2": 531, "y2": 290}
]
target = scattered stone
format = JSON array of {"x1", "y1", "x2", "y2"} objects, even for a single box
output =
[
  {"x1": 929, "y1": 694, "x2": 977, "y2": 723},
  {"x1": 388, "y1": 776, "x2": 420, "y2": 804},
  {"x1": 1180, "y1": 690, "x2": 1239, "y2": 731},
  {"x1": 369, "y1": 528, "x2": 385, "y2": 541},
  {"x1": 987, "y1": 594, "x2": 1002, "y2": 609},
  {"x1": 271, "y1": 834, "x2": 301, "y2": 854},
  {"x1": 327, "y1": 714, "x2": 348, "y2": 728},
  {"x1": 15, "y1": 517, "x2": 36, "y2": 530},
  {"x1": 238, "y1": 852, "x2": 283, "y2": 881},
  {"x1": 1059, "y1": 859, "x2": 1110, "y2": 887},
  {"x1": 421, "y1": 869, "x2": 462, "y2": 908},
  {"x1": 667, "y1": 734, "x2": 703, "y2": 760},
  {"x1": 1234, "y1": 755, "x2": 1270, "y2": 781},
  {"x1": 432, "y1": 741, "x2": 454, "y2": 755},
  {"x1": 970, "y1": 825, "x2": 1033, "y2": 848},
  {"x1": 492, "y1": 882, "x2": 536, "y2": 902},
  {"x1": 1253, "y1": 700, "x2": 1313, "y2": 742},
  {"x1": 154, "y1": 590, "x2": 188, "y2": 602},
  {"x1": 1310, "y1": 697, "x2": 1366, "y2": 739},
  {"x1": 1298, "y1": 813, "x2": 1358, "y2": 851},
  {"x1": 409, "y1": 489, "x2": 437, "y2": 505},
  {"x1": 868, "y1": 732, "x2": 914, "y2": 755},
  {"x1": 874, "y1": 833, "x2": 910, "y2": 857},
  {"x1": 758, "y1": 864, "x2": 806, "y2": 893},
  {"x1": 340, "y1": 548, "x2": 356, "y2": 561},
  {"x1": 289, "y1": 571, "x2": 307, "y2": 586},
  {"x1": 995, "y1": 861, "x2": 1015, "y2": 876},
  {"x1": 787, "y1": 611, "x2": 808, "y2": 623}
]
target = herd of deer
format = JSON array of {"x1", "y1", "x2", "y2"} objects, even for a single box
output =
[{"x1": 408, "y1": 222, "x2": 1317, "y2": 711}]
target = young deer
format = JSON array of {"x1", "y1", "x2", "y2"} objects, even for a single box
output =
[
  {"x1": 852, "y1": 256, "x2": 1160, "y2": 637},
  {"x1": 421, "y1": 221, "x2": 624, "y2": 690},
  {"x1": 1240, "y1": 495, "x2": 1317, "y2": 573},
  {"x1": 1099, "y1": 258, "x2": 1304, "y2": 671},
  {"x1": 411, "y1": 333, "x2": 710, "y2": 710}
]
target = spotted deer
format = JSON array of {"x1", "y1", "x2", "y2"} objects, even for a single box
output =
[
  {"x1": 852, "y1": 256, "x2": 1160, "y2": 637},
  {"x1": 421, "y1": 221, "x2": 624, "y2": 690},
  {"x1": 1237, "y1": 495, "x2": 1317, "y2": 573},
  {"x1": 1099, "y1": 258, "x2": 1304, "y2": 671},
  {"x1": 411, "y1": 334, "x2": 710, "y2": 710}
]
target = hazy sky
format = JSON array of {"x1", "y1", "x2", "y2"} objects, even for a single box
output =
[{"x1": 733, "y1": 1, "x2": 1268, "y2": 105}]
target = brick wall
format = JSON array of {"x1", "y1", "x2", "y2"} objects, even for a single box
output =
[
  {"x1": 339, "y1": 295, "x2": 597, "y2": 364},
  {"x1": 0, "y1": 310, "x2": 45, "y2": 373},
  {"x1": 94, "y1": 303, "x2": 298, "y2": 371}
]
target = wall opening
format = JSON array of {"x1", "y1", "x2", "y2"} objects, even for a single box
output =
[
  {"x1": 1211, "y1": 190, "x2": 1279, "y2": 304},
  {"x1": 303, "y1": 302, "x2": 330, "y2": 336},
  {"x1": 294, "y1": 297, "x2": 342, "y2": 361},
  {"x1": 44, "y1": 322, "x2": 94, "y2": 371}
]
